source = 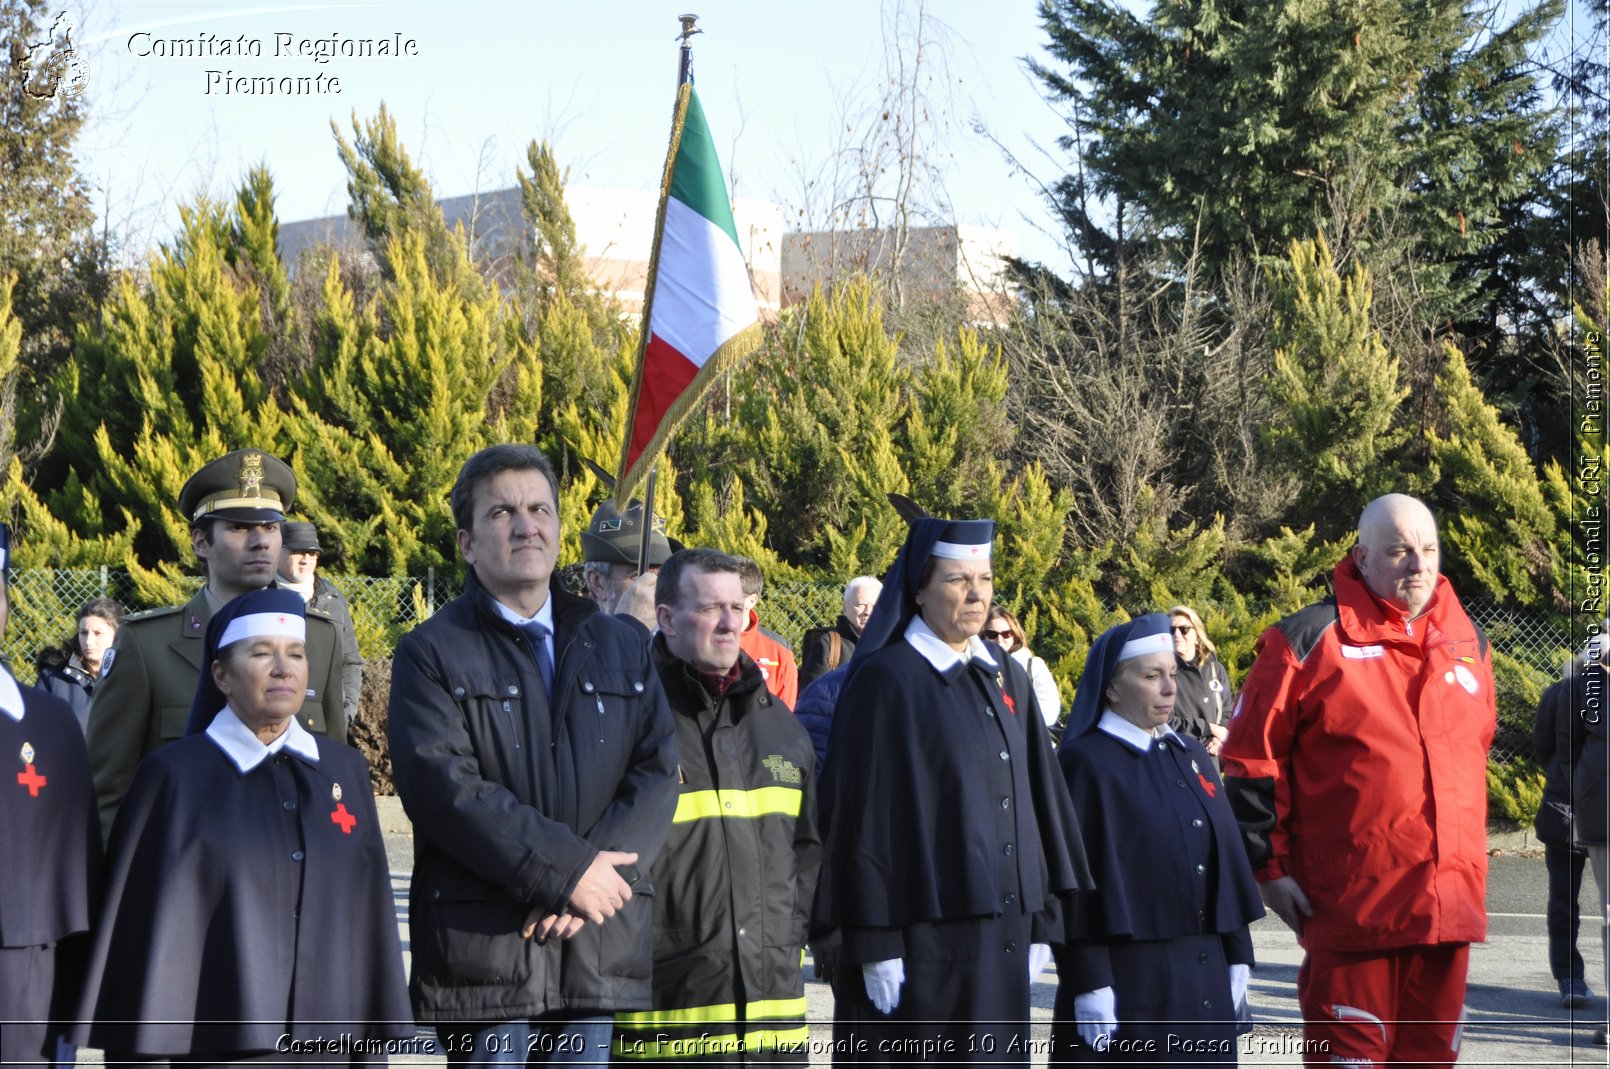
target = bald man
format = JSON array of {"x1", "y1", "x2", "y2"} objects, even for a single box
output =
[{"x1": 1222, "y1": 494, "x2": 1495, "y2": 1069}]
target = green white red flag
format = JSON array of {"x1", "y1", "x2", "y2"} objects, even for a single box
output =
[{"x1": 616, "y1": 82, "x2": 761, "y2": 501}]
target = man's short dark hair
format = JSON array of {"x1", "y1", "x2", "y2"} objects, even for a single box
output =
[
  {"x1": 450, "y1": 445, "x2": 560, "y2": 533},
  {"x1": 734, "y1": 556, "x2": 764, "y2": 598},
  {"x1": 657, "y1": 548, "x2": 744, "y2": 610}
]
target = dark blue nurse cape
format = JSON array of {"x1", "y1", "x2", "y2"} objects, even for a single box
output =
[
  {"x1": 71, "y1": 727, "x2": 413, "y2": 1059},
  {"x1": 0, "y1": 680, "x2": 100, "y2": 1064},
  {"x1": 815, "y1": 640, "x2": 1093, "y2": 1065},
  {"x1": 1052, "y1": 723, "x2": 1263, "y2": 1065}
]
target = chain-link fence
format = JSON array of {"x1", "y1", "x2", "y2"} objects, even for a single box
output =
[{"x1": 4, "y1": 569, "x2": 1572, "y2": 768}]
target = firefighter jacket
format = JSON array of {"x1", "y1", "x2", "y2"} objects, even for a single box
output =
[
  {"x1": 615, "y1": 639, "x2": 821, "y2": 1063},
  {"x1": 1221, "y1": 556, "x2": 1495, "y2": 952}
]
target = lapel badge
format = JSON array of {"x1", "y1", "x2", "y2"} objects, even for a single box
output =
[
  {"x1": 20, "y1": 741, "x2": 34, "y2": 764},
  {"x1": 331, "y1": 781, "x2": 343, "y2": 802}
]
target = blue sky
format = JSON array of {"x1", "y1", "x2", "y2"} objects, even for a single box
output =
[{"x1": 67, "y1": 0, "x2": 1082, "y2": 273}]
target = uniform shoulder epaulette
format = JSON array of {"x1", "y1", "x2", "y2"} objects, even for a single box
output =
[
  {"x1": 123, "y1": 604, "x2": 184, "y2": 623},
  {"x1": 1273, "y1": 597, "x2": 1339, "y2": 664},
  {"x1": 304, "y1": 603, "x2": 336, "y2": 621}
]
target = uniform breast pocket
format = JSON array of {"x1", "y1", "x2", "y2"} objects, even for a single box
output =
[
  {"x1": 574, "y1": 666, "x2": 650, "y2": 744},
  {"x1": 442, "y1": 670, "x2": 529, "y2": 764}
]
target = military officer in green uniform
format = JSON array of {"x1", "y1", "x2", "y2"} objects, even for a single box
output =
[{"x1": 84, "y1": 449, "x2": 348, "y2": 836}]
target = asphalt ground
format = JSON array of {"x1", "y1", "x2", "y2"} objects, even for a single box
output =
[{"x1": 78, "y1": 802, "x2": 1610, "y2": 1066}]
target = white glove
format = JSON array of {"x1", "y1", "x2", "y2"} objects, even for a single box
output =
[
  {"x1": 863, "y1": 958, "x2": 905, "y2": 1015},
  {"x1": 1229, "y1": 963, "x2": 1250, "y2": 1016},
  {"x1": 1073, "y1": 986, "x2": 1117, "y2": 1048},
  {"x1": 1028, "y1": 943, "x2": 1052, "y2": 982}
]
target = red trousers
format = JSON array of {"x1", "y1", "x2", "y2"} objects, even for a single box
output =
[{"x1": 1297, "y1": 944, "x2": 1469, "y2": 1068}]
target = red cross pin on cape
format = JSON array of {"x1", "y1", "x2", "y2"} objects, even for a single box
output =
[
  {"x1": 329, "y1": 781, "x2": 356, "y2": 834},
  {"x1": 994, "y1": 672, "x2": 1017, "y2": 715},
  {"x1": 16, "y1": 741, "x2": 46, "y2": 797}
]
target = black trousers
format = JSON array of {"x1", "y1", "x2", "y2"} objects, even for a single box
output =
[{"x1": 1544, "y1": 840, "x2": 1588, "y2": 983}]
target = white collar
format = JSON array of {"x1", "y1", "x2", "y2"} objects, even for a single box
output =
[
  {"x1": 206, "y1": 705, "x2": 321, "y2": 774},
  {"x1": 903, "y1": 615, "x2": 998, "y2": 673},
  {"x1": 492, "y1": 594, "x2": 555, "y2": 632},
  {"x1": 1097, "y1": 709, "x2": 1180, "y2": 752},
  {"x1": 280, "y1": 575, "x2": 316, "y2": 602},
  {"x1": 0, "y1": 669, "x2": 23, "y2": 722}
]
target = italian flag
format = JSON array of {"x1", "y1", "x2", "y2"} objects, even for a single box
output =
[{"x1": 617, "y1": 82, "x2": 762, "y2": 499}]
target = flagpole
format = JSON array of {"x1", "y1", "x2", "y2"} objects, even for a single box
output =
[{"x1": 635, "y1": 15, "x2": 700, "y2": 576}]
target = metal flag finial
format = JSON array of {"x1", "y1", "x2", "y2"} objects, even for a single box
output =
[{"x1": 676, "y1": 14, "x2": 701, "y2": 84}]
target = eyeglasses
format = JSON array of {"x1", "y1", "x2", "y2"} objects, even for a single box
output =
[
  {"x1": 983, "y1": 629, "x2": 1013, "y2": 641},
  {"x1": 1171, "y1": 625, "x2": 1193, "y2": 636}
]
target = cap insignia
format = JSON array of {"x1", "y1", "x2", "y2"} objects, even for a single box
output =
[{"x1": 237, "y1": 453, "x2": 265, "y2": 498}]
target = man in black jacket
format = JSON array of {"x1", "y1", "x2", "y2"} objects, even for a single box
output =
[
  {"x1": 388, "y1": 445, "x2": 679, "y2": 1066},
  {"x1": 798, "y1": 576, "x2": 880, "y2": 688},
  {"x1": 615, "y1": 548, "x2": 820, "y2": 1064}
]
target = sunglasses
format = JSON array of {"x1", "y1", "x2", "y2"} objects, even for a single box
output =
[
  {"x1": 983, "y1": 629, "x2": 1013, "y2": 641},
  {"x1": 1171, "y1": 625, "x2": 1194, "y2": 636}
]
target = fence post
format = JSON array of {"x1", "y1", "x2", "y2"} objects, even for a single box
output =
[
  {"x1": 427, "y1": 566, "x2": 436, "y2": 615},
  {"x1": 99, "y1": 564, "x2": 108, "y2": 597}
]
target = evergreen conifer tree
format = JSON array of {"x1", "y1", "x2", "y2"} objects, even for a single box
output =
[
  {"x1": 729, "y1": 280, "x2": 911, "y2": 575},
  {"x1": 0, "y1": 0, "x2": 107, "y2": 398},
  {"x1": 286, "y1": 230, "x2": 538, "y2": 575},
  {"x1": 44, "y1": 185, "x2": 288, "y2": 603},
  {"x1": 1260, "y1": 235, "x2": 1410, "y2": 538},
  {"x1": 1424, "y1": 343, "x2": 1555, "y2": 603}
]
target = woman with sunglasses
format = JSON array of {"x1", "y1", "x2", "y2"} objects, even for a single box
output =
[
  {"x1": 1166, "y1": 606, "x2": 1233, "y2": 758},
  {"x1": 985, "y1": 605, "x2": 1062, "y2": 730}
]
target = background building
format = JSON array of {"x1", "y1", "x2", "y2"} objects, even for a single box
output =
[{"x1": 278, "y1": 187, "x2": 1015, "y2": 322}]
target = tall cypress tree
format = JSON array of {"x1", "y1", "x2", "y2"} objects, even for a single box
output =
[
  {"x1": 286, "y1": 231, "x2": 538, "y2": 575},
  {"x1": 0, "y1": 0, "x2": 107, "y2": 399},
  {"x1": 1259, "y1": 235, "x2": 1411, "y2": 539},
  {"x1": 45, "y1": 183, "x2": 287, "y2": 602},
  {"x1": 1424, "y1": 343, "x2": 1555, "y2": 602},
  {"x1": 1032, "y1": 0, "x2": 1562, "y2": 309}
]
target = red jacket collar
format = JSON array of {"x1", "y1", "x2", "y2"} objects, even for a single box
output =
[{"x1": 1333, "y1": 555, "x2": 1473, "y2": 647}]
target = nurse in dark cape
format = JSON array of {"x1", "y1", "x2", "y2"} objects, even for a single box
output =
[
  {"x1": 813, "y1": 514, "x2": 1093, "y2": 1065},
  {"x1": 0, "y1": 523, "x2": 102, "y2": 1066},
  {"x1": 72, "y1": 588, "x2": 412, "y2": 1065},
  {"x1": 1051, "y1": 614, "x2": 1263, "y2": 1065}
]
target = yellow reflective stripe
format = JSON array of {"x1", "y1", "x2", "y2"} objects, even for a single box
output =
[
  {"x1": 745, "y1": 996, "x2": 807, "y2": 1020},
  {"x1": 615, "y1": 1002, "x2": 738, "y2": 1028},
  {"x1": 672, "y1": 785, "x2": 802, "y2": 823},
  {"x1": 615, "y1": 996, "x2": 806, "y2": 1029}
]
